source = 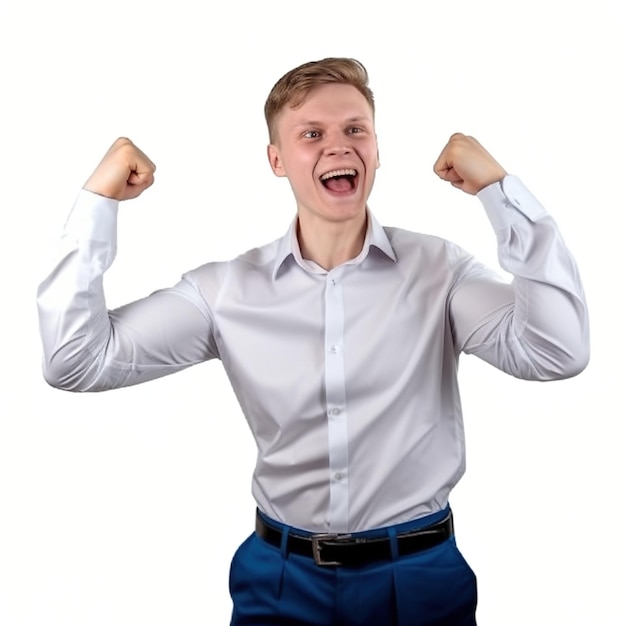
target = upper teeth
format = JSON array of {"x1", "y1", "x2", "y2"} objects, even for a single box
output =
[{"x1": 320, "y1": 169, "x2": 357, "y2": 180}]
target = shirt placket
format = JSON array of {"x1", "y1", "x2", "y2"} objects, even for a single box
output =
[{"x1": 324, "y1": 271, "x2": 349, "y2": 531}]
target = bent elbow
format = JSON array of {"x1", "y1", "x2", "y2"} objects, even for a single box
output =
[
  {"x1": 533, "y1": 340, "x2": 591, "y2": 381},
  {"x1": 554, "y1": 345, "x2": 590, "y2": 380},
  {"x1": 40, "y1": 351, "x2": 103, "y2": 392},
  {"x1": 517, "y1": 317, "x2": 591, "y2": 381},
  {"x1": 41, "y1": 360, "x2": 85, "y2": 392}
]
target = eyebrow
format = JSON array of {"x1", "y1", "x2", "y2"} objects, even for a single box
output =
[{"x1": 292, "y1": 116, "x2": 372, "y2": 128}]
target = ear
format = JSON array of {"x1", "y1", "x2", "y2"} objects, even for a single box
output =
[
  {"x1": 375, "y1": 134, "x2": 380, "y2": 169},
  {"x1": 267, "y1": 144, "x2": 287, "y2": 177}
]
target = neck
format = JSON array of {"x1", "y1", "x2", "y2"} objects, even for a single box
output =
[{"x1": 296, "y1": 211, "x2": 368, "y2": 271}]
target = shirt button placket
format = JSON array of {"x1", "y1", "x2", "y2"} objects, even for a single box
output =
[{"x1": 324, "y1": 271, "x2": 349, "y2": 531}]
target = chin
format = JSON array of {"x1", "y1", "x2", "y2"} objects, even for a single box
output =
[{"x1": 323, "y1": 206, "x2": 366, "y2": 224}]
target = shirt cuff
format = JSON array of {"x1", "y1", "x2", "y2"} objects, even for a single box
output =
[
  {"x1": 477, "y1": 175, "x2": 548, "y2": 231},
  {"x1": 63, "y1": 189, "x2": 119, "y2": 242}
]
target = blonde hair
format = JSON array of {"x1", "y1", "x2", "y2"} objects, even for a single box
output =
[{"x1": 264, "y1": 57, "x2": 375, "y2": 143}]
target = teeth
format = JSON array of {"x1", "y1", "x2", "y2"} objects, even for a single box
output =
[{"x1": 320, "y1": 168, "x2": 357, "y2": 180}]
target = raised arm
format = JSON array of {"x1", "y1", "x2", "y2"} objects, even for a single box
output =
[
  {"x1": 434, "y1": 133, "x2": 590, "y2": 380},
  {"x1": 36, "y1": 138, "x2": 218, "y2": 392}
]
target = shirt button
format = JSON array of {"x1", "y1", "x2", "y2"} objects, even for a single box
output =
[
  {"x1": 329, "y1": 345, "x2": 339, "y2": 354},
  {"x1": 334, "y1": 472, "x2": 344, "y2": 481},
  {"x1": 328, "y1": 408, "x2": 340, "y2": 417}
]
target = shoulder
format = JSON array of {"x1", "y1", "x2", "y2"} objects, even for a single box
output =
[
  {"x1": 233, "y1": 236, "x2": 283, "y2": 269},
  {"x1": 182, "y1": 236, "x2": 282, "y2": 294},
  {"x1": 383, "y1": 225, "x2": 471, "y2": 268}
]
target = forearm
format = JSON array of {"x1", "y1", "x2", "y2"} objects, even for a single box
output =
[{"x1": 36, "y1": 191, "x2": 118, "y2": 390}]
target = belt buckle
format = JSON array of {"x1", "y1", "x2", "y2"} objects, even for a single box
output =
[{"x1": 311, "y1": 533, "x2": 352, "y2": 566}]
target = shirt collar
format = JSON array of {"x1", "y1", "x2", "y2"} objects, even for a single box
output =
[{"x1": 272, "y1": 209, "x2": 397, "y2": 280}]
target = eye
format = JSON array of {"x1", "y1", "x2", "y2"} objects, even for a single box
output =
[
  {"x1": 303, "y1": 130, "x2": 320, "y2": 139},
  {"x1": 348, "y1": 127, "x2": 364, "y2": 134}
]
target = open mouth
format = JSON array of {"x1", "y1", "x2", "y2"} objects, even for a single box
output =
[{"x1": 319, "y1": 168, "x2": 358, "y2": 194}]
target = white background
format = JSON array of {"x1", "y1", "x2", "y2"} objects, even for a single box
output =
[{"x1": 0, "y1": 1, "x2": 623, "y2": 624}]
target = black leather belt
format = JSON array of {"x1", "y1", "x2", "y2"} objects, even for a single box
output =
[{"x1": 255, "y1": 510, "x2": 454, "y2": 567}]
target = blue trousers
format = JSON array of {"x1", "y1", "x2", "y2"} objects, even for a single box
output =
[{"x1": 229, "y1": 507, "x2": 477, "y2": 626}]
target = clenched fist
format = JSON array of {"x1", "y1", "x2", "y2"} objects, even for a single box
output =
[
  {"x1": 83, "y1": 137, "x2": 156, "y2": 201},
  {"x1": 433, "y1": 133, "x2": 506, "y2": 195}
]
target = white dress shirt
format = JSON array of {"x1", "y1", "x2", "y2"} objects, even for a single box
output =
[{"x1": 36, "y1": 175, "x2": 590, "y2": 533}]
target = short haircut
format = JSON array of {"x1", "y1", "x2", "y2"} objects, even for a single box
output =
[{"x1": 264, "y1": 57, "x2": 375, "y2": 144}]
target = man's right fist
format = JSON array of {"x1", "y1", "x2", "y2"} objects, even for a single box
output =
[{"x1": 83, "y1": 137, "x2": 156, "y2": 201}]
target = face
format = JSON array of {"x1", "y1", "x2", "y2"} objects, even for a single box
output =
[{"x1": 267, "y1": 83, "x2": 379, "y2": 227}]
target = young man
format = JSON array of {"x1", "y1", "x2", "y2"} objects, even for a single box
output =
[{"x1": 37, "y1": 58, "x2": 590, "y2": 625}]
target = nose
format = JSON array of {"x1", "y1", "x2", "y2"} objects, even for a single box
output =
[{"x1": 323, "y1": 129, "x2": 353, "y2": 156}]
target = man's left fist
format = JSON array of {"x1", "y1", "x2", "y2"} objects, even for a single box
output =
[{"x1": 433, "y1": 133, "x2": 507, "y2": 195}]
